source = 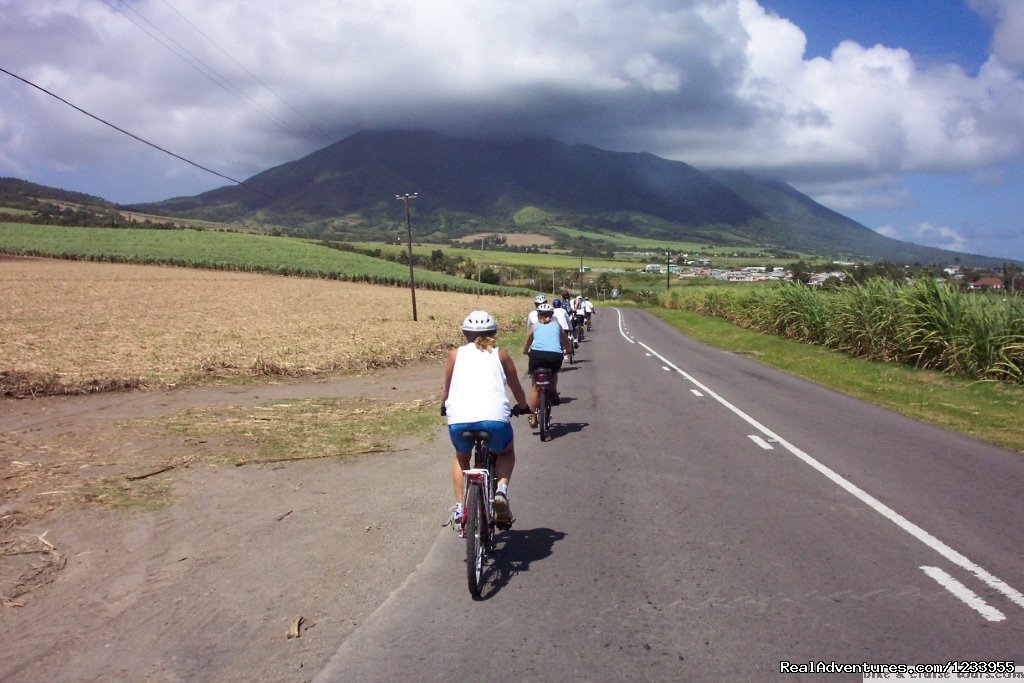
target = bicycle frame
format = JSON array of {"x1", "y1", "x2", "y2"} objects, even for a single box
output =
[
  {"x1": 460, "y1": 467, "x2": 492, "y2": 537},
  {"x1": 531, "y1": 368, "x2": 553, "y2": 441},
  {"x1": 459, "y1": 434, "x2": 496, "y2": 538}
]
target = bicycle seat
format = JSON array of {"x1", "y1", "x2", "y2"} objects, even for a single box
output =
[{"x1": 460, "y1": 430, "x2": 491, "y2": 442}]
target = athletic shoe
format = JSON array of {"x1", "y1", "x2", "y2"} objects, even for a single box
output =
[
  {"x1": 493, "y1": 491, "x2": 512, "y2": 525},
  {"x1": 450, "y1": 505, "x2": 463, "y2": 527}
]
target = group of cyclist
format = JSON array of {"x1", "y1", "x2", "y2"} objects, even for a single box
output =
[{"x1": 441, "y1": 293, "x2": 596, "y2": 527}]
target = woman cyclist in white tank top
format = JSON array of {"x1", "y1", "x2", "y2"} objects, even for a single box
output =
[{"x1": 442, "y1": 311, "x2": 530, "y2": 526}]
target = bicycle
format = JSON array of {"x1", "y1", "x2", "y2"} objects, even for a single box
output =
[
  {"x1": 565, "y1": 332, "x2": 575, "y2": 365},
  {"x1": 531, "y1": 367, "x2": 554, "y2": 442},
  {"x1": 459, "y1": 407, "x2": 525, "y2": 597}
]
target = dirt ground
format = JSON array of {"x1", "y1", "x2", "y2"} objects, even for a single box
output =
[{"x1": 0, "y1": 363, "x2": 454, "y2": 682}]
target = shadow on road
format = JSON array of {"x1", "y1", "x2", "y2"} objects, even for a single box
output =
[
  {"x1": 549, "y1": 421, "x2": 588, "y2": 439},
  {"x1": 476, "y1": 527, "x2": 567, "y2": 600}
]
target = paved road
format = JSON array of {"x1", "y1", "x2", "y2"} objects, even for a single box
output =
[{"x1": 315, "y1": 308, "x2": 1024, "y2": 681}]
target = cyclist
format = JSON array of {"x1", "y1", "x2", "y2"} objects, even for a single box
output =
[
  {"x1": 522, "y1": 303, "x2": 570, "y2": 425},
  {"x1": 582, "y1": 296, "x2": 595, "y2": 330},
  {"x1": 551, "y1": 298, "x2": 575, "y2": 349},
  {"x1": 525, "y1": 294, "x2": 547, "y2": 336},
  {"x1": 571, "y1": 295, "x2": 586, "y2": 338},
  {"x1": 443, "y1": 311, "x2": 530, "y2": 527}
]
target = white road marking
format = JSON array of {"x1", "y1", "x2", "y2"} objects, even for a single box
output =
[
  {"x1": 749, "y1": 435, "x2": 774, "y2": 450},
  {"x1": 615, "y1": 308, "x2": 635, "y2": 344},
  {"x1": 662, "y1": 366, "x2": 671, "y2": 372},
  {"x1": 629, "y1": 332, "x2": 1024, "y2": 613},
  {"x1": 921, "y1": 566, "x2": 1006, "y2": 622},
  {"x1": 690, "y1": 389, "x2": 704, "y2": 397}
]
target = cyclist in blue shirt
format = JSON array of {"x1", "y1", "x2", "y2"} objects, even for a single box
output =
[{"x1": 522, "y1": 303, "x2": 570, "y2": 426}]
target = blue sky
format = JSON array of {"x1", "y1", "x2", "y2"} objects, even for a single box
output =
[
  {"x1": 762, "y1": 0, "x2": 1023, "y2": 261},
  {"x1": 765, "y1": 0, "x2": 993, "y2": 72},
  {"x1": 1, "y1": 0, "x2": 1022, "y2": 262}
]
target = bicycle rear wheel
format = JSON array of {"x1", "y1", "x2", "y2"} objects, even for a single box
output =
[
  {"x1": 465, "y1": 482, "x2": 486, "y2": 596},
  {"x1": 538, "y1": 391, "x2": 549, "y2": 442}
]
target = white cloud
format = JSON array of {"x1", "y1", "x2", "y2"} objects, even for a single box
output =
[
  {"x1": 1, "y1": 0, "x2": 1023, "y2": 213},
  {"x1": 970, "y1": 0, "x2": 1024, "y2": 71},
  {"x1": 876, "y1": 222, "x2": 968, "y2": 253}
]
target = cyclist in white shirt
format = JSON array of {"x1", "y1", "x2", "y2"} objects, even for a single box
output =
[
  {"x1": 443, "y1": 311, "x2": 530, "y2": 527},
  {"x1": 570, "y1": 295, "x2": 585, "y2": 335},
  {"x1": 582, "y1": 296, "x2": 595, "y2": 330},
  {"x1": 551, "y1": 299, "x2": 575, "y2": 349},
  {"x1": 525, "y1": 294, "x2": 546, "y2": 336}
]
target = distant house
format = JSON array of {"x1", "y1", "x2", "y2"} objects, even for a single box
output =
[
  {"x1": 644, "y1": 263, "x2": 662, "y2": 274},
  {"x1": 968, "y1": 277, "x2": 1004, "y2": 291}
]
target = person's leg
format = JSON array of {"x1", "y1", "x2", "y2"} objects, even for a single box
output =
[
  {"x1": 492, "y1": 443, "x2": 515, "y2": 523},
  {"x1": 451, "y1": 451, "x2": 472, "y2": 504},
  {"x1": 494, "y1": 444, "x2": 515, "y2": 487}
]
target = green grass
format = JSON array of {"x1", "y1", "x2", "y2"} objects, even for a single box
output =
[
  {"x1": 550, "y1": 226, "x2": 814, "y2": 262},
  {"x1": 347, "y1": 240, "x2": 630, "y2": 271},
  {"x1": 551, "y1": 226, "x2": 709, "y2": 252},
  {"x1": 648, "y1": 306, "x2": 1024, "y2": 453},
  {"x1": 75, "y1": 476, "x2": 173, "y2": 510},
  {"x1": 0, "y1": 223, "x2": 523, "y2": 294},
  {"x1": 133, "y1": 397, "x2": 438, "y2": 465}
]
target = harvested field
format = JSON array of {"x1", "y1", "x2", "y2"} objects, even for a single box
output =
[
  {"x1": 0, "y1": 257, "x2": 530, "y2": 397},
  {"x1": 456, "y1": 231, "x2": 554, "y2": 246}
]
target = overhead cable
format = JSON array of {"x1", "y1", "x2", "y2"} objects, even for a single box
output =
[
  {"x1": 157, "y1": 0, "x2": 334, "y2": 143},
  {"x1": 100, "y1": 0, "x2": 319, "y2": 146},
  {"x1": 0, "y1": 66, "x2": 272, "y2": 198}
]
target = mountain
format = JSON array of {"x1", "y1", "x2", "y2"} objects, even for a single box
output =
[
  {"x1": 125, "y1": 131, "x2": 1003, "y2": 266},
  {"x1": 0, "y1": 177, "x2": 126, "y2": 225}
]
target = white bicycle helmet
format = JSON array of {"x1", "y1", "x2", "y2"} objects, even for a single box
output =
[
  {"x1": 536, "y1": 303, "x2": 554, "y2": 313},
  {"x1": 533, "y1": 294, "x2": 547, "y2": 304},
  {"x1": 461, "y1": 310, "x2": 498, "y2": 333}
]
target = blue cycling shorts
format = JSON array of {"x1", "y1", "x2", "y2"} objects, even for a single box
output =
[{"x1": 448, "y1": 420, "x2": 514, "y2": 454}]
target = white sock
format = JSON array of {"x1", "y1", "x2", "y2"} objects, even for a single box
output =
[{"x1": 496, "y1": 483, "x2": 508, "y2": 495}]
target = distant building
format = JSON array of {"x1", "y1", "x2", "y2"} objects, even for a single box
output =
[{"x1": 968, "y1": 277, "x2": 1003, "y2": 291}]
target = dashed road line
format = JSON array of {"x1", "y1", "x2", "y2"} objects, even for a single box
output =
[
  {"x1": 921, "y1": 566, "x2": 1006, "y2": 622},
  {"x1": 613, "y1": 307, "x2": 1024, "y2": 617}
]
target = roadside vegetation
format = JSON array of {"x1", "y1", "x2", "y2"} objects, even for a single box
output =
[
  {"x1": 660, "y1": 279, "x2": 1024, "y2": 384},
  {"x1": 646, "y1": 282, "x2": 1024, "y2": 453}
]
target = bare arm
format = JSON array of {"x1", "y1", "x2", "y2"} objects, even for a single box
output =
[
  {"x1": 498, "y1": 348, "x2": 529, "y2": 408},
  {"x1": 442, "y1": 348, "x2": 458, "y2": 404},
  {"x1": 522, "y1": 329, "x2": 534, "y2": 356}
]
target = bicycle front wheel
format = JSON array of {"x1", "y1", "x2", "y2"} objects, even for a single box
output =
[{"x1": 465, "y1": 482, "x2": 486, "y2": 597}]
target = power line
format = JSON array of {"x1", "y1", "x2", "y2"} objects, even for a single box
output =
[
  {"x1": 0, "y1": 66, "x2": 271, "y2": 198},
  {"x1": 99, "y1": 0, "x2": 320, "y2": 146},
  {"x1": 156, "y1": 0, "x2": 334, "y2": 143}
]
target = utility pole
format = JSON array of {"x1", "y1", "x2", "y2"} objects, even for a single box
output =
[
  {"x1": 478, "y1": 236, "x2": 485, "y2": 294},
  {"x1": 666, "y1": 250, "x2": 671, "y2": 290},
  {"x1": 395, "y1": 193, "x2": 418, "y2": 321}
]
